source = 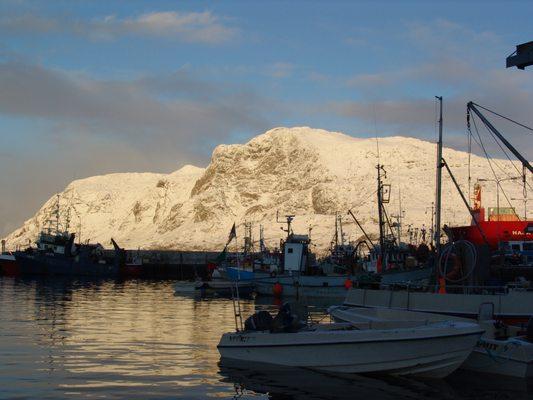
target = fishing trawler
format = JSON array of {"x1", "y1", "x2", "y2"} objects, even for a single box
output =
[
  {"x1": 248, "y1": 214, "x2": 354, "y2": 299},
  {"x1": 14, "y1": 196, "x2": 121, "y2": 277},
  {"x1": 222, "y1": 222, "x2": 281, "y2": 282},
  {"x1": 345, "y1": 161, "x2": 436, "y2": 288}
]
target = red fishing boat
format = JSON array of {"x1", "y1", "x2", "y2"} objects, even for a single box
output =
[
  {"x1": 448, "y1": 184, "x2": 532, "y2": 250},
  {"x1": 0, "y1": 252, "x2": 20, "y2": 276}
]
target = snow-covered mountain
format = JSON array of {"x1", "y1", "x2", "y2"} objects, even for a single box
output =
[{"x1": 3, "y1": 127, "x2": 528, "y2": 253}]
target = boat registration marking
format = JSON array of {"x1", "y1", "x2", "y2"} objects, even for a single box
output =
[{"x1": 229, "y1": 335, "x2": 254, "y2": 343}]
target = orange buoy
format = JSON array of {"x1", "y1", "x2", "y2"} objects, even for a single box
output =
[
  {"x1": 344, "y1": 278, "x2": 353, "y2": 290},
  {"x1": 438, "y1": 277, "x2": 446, "y2": 294},
  {"x1": 376, "y1": 255, "x2": 383, "y2": 273},
  {"x1": 272, "y1": 282, "x2": 283, "y2": 297}
]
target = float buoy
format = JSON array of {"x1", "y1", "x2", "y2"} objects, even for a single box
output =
[
  {"x1": 376, "y1": 255, "x2": 383, "y2": 273},
  {"x1": 438, "y1": 277, "x2": 446, "y2": 294},
  {"x1": 272, "y1": 282, "x2": 283, "y2": 297},
  {"x1": 344, "y1": 278, "x2": 353, "y2": 290}
]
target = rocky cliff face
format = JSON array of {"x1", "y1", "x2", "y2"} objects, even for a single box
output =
[{"x1": 3, "y1": 127, "x2": 528, "y2": 252}]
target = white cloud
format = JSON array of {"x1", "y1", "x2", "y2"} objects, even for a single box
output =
[
  {"x1": 98, "y1": 11, "x2": 238, "y2": 43},
  {"x1": 0, "y1": 10, "x2": 238, "y2": 44},
  {"x1": 266, "y1": 62, "x2": 295, "y2": 78}
]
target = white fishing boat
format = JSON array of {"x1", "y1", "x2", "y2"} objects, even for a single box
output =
[
  {"x1": 464, "y1": 328, "x2": 533, "y2": 378},
  {"x1": 343, "y1": 286, "x2": 533, "y2": 325},
  {"x1": 218, "y1": 304, "x2": 483, "y2": 378},
  {"x1": 254, "y1": 274, "x2": 351, "y2": 298},
  {"x1": 330, "y1": 304, "x2": 533, "y2": 378},
  {"x1": 462, "y1": 305, "x2": 533, "y2": 378}
]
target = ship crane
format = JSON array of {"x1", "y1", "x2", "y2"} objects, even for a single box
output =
[
  {"x1": 466, "y1": 102, "x2": 532, "y2": 220},
  {"x1": 506, "y1": 41, "x2": 533, "y2": 70}
]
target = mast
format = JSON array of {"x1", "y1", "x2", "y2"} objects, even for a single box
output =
[
  {"x1": 338, "y1": 214, "x2": 345, "y2": 245},
  {"x1": 394, "y1": 185, "x2": 403, "y2": 244},
  {"x1": 377, "y1": 164, "x2": 385, "y2": 260},
  {"x1": 55, "y1": 194, "x2": 60, "y2": 235},
  {"x1": 334, "y1": 212, "x2": 339, "y2": 247},
  {"x1": 259, "y1": 224, "x2": 265, "y2": 252},
  {"x1": 435, "y1": 96, "x2": 443, "y2": 255}
]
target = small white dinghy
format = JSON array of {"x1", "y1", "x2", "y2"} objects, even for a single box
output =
[{"x1": 218, "y1": 303, "x2": 483, "y2": 378}]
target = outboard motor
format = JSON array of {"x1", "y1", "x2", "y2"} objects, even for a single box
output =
[
  {"x1": 244, "y1": 311, "x2": 273, "y2": 331},
  {"x1": 270, "y1": 302, "x2": 308, "y2": 333}
]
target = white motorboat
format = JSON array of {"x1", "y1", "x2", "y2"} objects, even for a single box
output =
[
  {"x1": 218, "y1": 304, "x2": 483, "y2": 378},
  {"x1": 194, "y1": 279, "x2": 255, "y2": 296},
  {"x1": 462, "y1": 308, "x2": 533, "y2": 378},
  {"x1": 343, "y1": 287, "x2": 533, "y2": 325},
  {"x1": 188, "y1": 268, "x2": 255, "y2": 297},
  {"x1": 329, "y1": 305, "x2": 533, "y2": 378},
  {"x1": 464, "y1": 330, "x2": 533, "y2": 378}
]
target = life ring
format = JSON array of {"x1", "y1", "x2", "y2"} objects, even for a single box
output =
[{"x1": 445, "y1": 253, "x2": 463, "y2": 281}]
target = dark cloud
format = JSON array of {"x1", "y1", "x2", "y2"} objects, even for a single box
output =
[
  {"x1": 0, "y1": 60, "x2": 276, "y2": 237},
  {"x1": 0, "y1": 60, "x2": 273, "y2": 145}
]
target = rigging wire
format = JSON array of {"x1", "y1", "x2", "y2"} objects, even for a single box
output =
[
  {"x1": 372, "y1": 103, "x2": 381, "y2": 164},
  {"x1": 350, "y1": 188, "x2": 379, "y2": 210},
  {"x1": 467, "y1": 110, "x2": 472, "y2": 206},
  {"x1": 472, "y1": 102, "x2": 533, "y2": 134},
  {"x1": 471, "y1": 116, "x2": 520, "y2": 216},
  {"x1": 469, "y1": 114, "x2": 518, "y2": 179},
  {"x1": 473, "y1": 111, "x2": 533, "y2": 192},
  {"x1": 482, "y1": 117, "x2": 533, "y2": 194}
]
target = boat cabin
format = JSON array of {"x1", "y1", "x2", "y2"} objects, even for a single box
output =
[
  {"x1": 283, "y1": 234, "x2": 310, "y2": 272},
  {"x1": 498, "y1": 241, "x2": 533, "y2": 266}
]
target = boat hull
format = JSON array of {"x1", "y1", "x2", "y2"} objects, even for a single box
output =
[
  {"x1": 255, "y1": 275, "x2": 351, "y2": 298},
  {"x1": 224, "y1": 267, "x2": 270, "y2": 282},
  {"x1": 0, "y1": 255, "x2": 20, "y2": 276},
  {"x1": 16, "y1": 253, "x2": 119, "y2": 277},
  {"x1": 195, "y1": 280, "x2": 255, "y2": 296},
  {"x1": 462, "y1": 338, "x2": 533, "y2": 378},
  {"x1": 218, "y1": 323, "x2": 482, "y2": 378},
  {"x1": 120, "y1": 264, "x2": 143, "y2": 278},
  {"x1": 330, "y1": 304, "x2": 533, "y2": 378}
]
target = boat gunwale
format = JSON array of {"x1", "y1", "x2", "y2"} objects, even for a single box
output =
[{"x1": 217, "y1": 329, "x2": 484, "y2": 348}]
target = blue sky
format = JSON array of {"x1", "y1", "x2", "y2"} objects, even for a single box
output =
[{"x1": 0, "y1": 0, "x2": 532, "y2": 235}]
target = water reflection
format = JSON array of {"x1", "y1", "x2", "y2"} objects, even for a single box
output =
[
  {"x1": 0, "y1": 276, "x2": 531, "y2": 400},
  {"x1": 0, "y1": 277, "x2": 248, "y2": 399},
  {"x1": 219, "y1": 360, "x2": 533, "y2": 400}
]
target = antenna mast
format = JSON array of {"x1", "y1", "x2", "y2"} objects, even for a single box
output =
[
  {"x1": 377, "y1": 164, "x2": 386, "y2": 260},
  {"x1": 435, "y1": 96, "x2": 443, "y2": 255},
  {"x1": 276, "y1": 211, "x2": 295, "y2": 241}
]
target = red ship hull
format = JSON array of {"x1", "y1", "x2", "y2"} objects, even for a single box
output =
[
  {"x1": 449, "y1": 220, "x2": 533, "y2": 250},
  {"x1": 0, "y1": 255, "x2": 20, "y2": 276}
]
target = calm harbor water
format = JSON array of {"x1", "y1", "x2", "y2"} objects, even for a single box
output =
[{"x1": 0, "y1": 277, "x2": 531, "y2": 399}]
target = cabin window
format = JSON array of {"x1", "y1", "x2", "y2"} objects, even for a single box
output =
[
  {"x1": 523, "y1": 243, "x2": 533, "y2": 251},
  {"x1": 288, "y1": 248, "x2": 293, "y2": 254},
  {"x1": 511, "y1": 244, "x2": 521, "y2": 251}
]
